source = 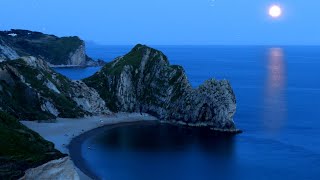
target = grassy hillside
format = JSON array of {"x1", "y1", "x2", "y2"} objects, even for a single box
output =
[
  {"x1": 0, "y1": 58, "x2": 87, "y2": 120},
  {"x1": 0, "y1": 111, "x2": 65, "y2": 179},
  {"x1": 0, "y1": 29, "x2": 83, "y2": 65}
]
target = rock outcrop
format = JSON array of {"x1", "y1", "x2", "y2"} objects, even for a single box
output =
[
  {"x1": 71, "y1": 80, "x2": 109, "y2": 114},
  {"x1": 0, "y1": 56, "x2": 110, "y2": 120},
  {"x1": 84, "y1": 44, "x2": 239, "y2": 132},
  {"x1": 0, "y1": 29, "x2": 105, "y2": 67},
  {"x1": 0, "y1": 39, "x2": 19, "y2": 61},
  {"x1": 20, "y1": 157, "x2": 79, "y2": 180}
]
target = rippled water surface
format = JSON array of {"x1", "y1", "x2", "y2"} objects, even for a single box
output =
[{"x1": 65, "y1": 45, "x2": 320, "y2": 180}]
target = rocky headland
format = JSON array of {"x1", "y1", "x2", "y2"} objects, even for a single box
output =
[
  {"x1": 84, "y1": 44, "x2": 239, "y2": 132},
  {"x1": 0, "y1": 29, "x2": 105, "y2": 67}
]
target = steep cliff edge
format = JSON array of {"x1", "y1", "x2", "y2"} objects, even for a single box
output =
[
  {"x1": 0, "y1": 29, "x2": 104, "y2": 66},
  {"x1": 84, "y1": 44, "x2": 239, "y2": 132},
  {"x1": 0, "y1": 56, "x2": 110, "y2": 120}
]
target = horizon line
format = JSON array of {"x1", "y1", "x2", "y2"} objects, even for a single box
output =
[{"x1": 86, "y1": 43, "x2": 320, "y2": 47}]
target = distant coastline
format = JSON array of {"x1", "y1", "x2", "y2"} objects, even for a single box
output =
[{"x1": 50, "y1": 65, "x2": 103, "y2": 68}]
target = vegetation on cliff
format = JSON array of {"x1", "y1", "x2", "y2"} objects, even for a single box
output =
[
  {"x1": 0, "y1": 29, "x2": 102, "y2": 66},
  {"x1": 0, "y1": 111, "x2": 65, "y2": 179},
  {"x1": 0, "y1": 57, "x2": 109, "y2": 120},
  {"x1": 0, "y1": 58, "x2": 84, "y2": 119}
]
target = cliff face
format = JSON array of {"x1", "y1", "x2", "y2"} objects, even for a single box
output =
[
  {"x1": 64, "y1": 43, "x2": 86, "y2": 66},
  {"x1": 0, "y1": 29, "x2": 103, "y2": 66},
  {"x1": 0, "y1": 39, "x2": 19, "y2": 61},
  {"x1": 84, "y1": 45, "x2": 238, "y2": 131},
  {"x1": 0, "y1": 56, "x2": 110, "y2": 120}
]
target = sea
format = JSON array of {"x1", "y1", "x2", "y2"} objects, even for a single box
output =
[{"x1": 56, "y1": 45, "x2": 320, "y2": 180}]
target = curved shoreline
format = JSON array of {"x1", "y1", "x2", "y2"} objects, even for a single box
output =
[
  {"x1": 69, "y1": 121, "x2": 155, "y2": 180},
  {"x1": 68, "y1": 121, "x2": 241, "y2": 180},
  {"x1": 22, "y1": 114, "x2": 241, "y2": 179},
  {"x1": 22, "y1": 113, "x2": 158, "y2": 180}
]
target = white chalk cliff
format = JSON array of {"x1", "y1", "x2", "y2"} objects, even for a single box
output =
[{"x1": 20, "y1": 157, "x2": 80, "y2": 180}]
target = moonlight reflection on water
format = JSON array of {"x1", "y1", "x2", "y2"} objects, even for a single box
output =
[{"x1": 263, "y1": 48, "x2": 287, "y2": 134}]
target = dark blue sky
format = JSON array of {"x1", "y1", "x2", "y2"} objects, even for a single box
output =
[{"x1": 1, "y1": 0, "x2": 319, "y2": 45}]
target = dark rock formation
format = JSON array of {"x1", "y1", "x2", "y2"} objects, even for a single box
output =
[
  {"x1": 84, "y1": 44, "x2": 239, "y2": 132},
  {"x1": 0, "y1": 29, "x2": 105, "y2": 67},
  {"x1": 0, "y1": 56, "x2": 110, "y2": 120}
]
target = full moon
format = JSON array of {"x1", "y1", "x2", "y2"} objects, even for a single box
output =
[{"x1": 269, "y1": 5, "x2": 282, "y2": 18}]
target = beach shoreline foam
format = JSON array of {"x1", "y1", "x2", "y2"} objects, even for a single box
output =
[{"x1": 21, "y1": 113, "x2": 158, "y2": 180}]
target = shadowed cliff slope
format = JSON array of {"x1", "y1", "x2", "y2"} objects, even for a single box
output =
[
  {"x1": 0, "y1": 111, "x2": 65, "y2": 179},
  {"x1": 0, "y1": 56, "x2": 109, "y2": 120}
]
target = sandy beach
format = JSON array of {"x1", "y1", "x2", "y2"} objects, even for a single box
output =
[{"x1": 21, "y1": 113, "x2": 158, "y2": 180}]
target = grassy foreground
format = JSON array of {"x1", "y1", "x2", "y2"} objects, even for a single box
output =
[{"x1": 0, "y1": 111, "x2": 65, "y2": 179}]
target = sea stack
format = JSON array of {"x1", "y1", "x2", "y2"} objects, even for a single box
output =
[{"x1": 84, "y1": 44, "x2": 240, "y2": 133}]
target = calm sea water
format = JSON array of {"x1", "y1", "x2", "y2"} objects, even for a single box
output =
[{"x1": 63, "y1": 45, "x2": 320, "y2": 180}]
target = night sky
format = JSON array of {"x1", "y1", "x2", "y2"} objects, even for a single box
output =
[{"x1": 1, "y1": 0, "x2": 319, "y2": 45}]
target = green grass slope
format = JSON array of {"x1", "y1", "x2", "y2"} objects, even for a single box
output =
[
  {"x1": 0, "y1": 111, "x2": 65, "y2": 179},
  {"x1": 0, "y1": 29, "x2": 83, "y2": 65}
]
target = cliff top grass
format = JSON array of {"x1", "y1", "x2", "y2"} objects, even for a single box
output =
[
  {"x1": 0, "y1": 29, "x2": 83, "y2": 65},
  {"x1": 100, "y1": 44, "x2": 169, "y2": 75},
  {"x1": 0, "y1": 111, "x2": 65, "y2": 179}
]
